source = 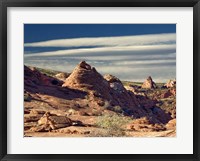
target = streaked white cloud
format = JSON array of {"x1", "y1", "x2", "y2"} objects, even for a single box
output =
[
  {"x1": 25, "y1": 44, "x2": 175, "y2": 57},
  {"x1": 24, "y1": 33, "x2": 176, "y2": 82},
  {"x1": 24, "y1": 33, "x2": 175, "y2": 48},
  {"x1": 112, "y1": 59, "x2": 175, "y2": 66},
  {"x1": 67, "y1": 53, "x2": 176, "y2": 61}
]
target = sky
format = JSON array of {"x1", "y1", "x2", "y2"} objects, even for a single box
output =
[{"x1": 24, "y1": 24, "x2": 176, "y2": 82}]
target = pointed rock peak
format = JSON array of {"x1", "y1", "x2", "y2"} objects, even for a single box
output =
[
  {"x1": 78, "y1": 61, "x2": 91, "y2": 70},
  {"x1": 62, "y1": 61, "x2": 108, "y2": 89},
  {"x1": 147, "y1": 76, "x2": 153, "y2": 81},
  {"x1": 142, "y1": 76, "x2": 157, "y2": 89}
]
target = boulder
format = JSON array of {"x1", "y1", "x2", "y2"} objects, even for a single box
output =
[{"x1": 30, "y1": 112, "x2": 73, "y2": 131}]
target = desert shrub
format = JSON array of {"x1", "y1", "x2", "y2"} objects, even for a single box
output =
[
  {"x1": 94, "y1": 114, "x2": 132, "y2": 137},
  {"x1": 101, "y1": 101, "x2": 111, "y2": 109},
  {"x1": 91, "y1": 109, "x2": 102, "y2": 116},
  {"x1": 89, "y1": 128, "x2": 125, "y2": 137},
  {"x1": 113, "y1": 106, "x2": 123, "y2": 113}
]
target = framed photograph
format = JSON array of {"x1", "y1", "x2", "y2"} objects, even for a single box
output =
[{"x1": 0, "y1": 0, "x2": 199, "y2": 160}]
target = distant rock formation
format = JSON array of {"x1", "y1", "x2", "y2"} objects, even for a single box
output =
[
  {"x1": 164, "y1": 79, "x2": 176, "y2": 88},
  {"x1": 141, "y1": 76, "x2": 157, "y2": 89}
]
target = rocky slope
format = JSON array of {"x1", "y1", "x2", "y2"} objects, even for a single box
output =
[{"x1": 24, "y1": 61, "x2": 176, "y2": 137}]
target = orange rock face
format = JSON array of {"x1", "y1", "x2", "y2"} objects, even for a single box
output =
[
  {"x1": 24, "y1": 61, "x2": 174, "y2": 137},
  {"x1": 62, "y1": 61, "x2": 140, "y2": 113},
  {"x1": 24, "y1": 65, "x2": 63, "y2": 87},
  {"x1": 126, "y1": 117, "x2": 166, "y2": 132}
]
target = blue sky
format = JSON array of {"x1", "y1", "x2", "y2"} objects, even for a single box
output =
[{"x1": 24, "y1": 24, "x2": 176, "y2": 82}]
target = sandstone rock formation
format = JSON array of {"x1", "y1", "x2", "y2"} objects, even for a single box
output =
[
  {"x1": 62, "y1": 61, "x2": 140, "y2": 113},
  {"x1": 141, "y1": 76, "x2": 157, "y2": 89},
  {"x1": 24, "y1": 65, "x2": 62, "y2": 88},
  {"x1": 61, "y1": 61, "x2": 171, "y2": 123},
  {"x1": 124, "y1": 86, "x2": 137, "y2": 94},
  {"x1": 30, "y1": 112, "x2": 73, "y2": 132},
  {"x1": 104, "y1": 74, "x2": 121, "y2": 83},
  {"x1": 62, "y1": 61, "x2": 109, "y2": 92},
  {"x1": 55, "y1": 72, "x2": 70, "y2": 81},
  {"x1": 38, "y1": 112, "x2": 72, "y2": 128},
  {"x1": 164, "y1": 79, "x2": 176, "y2": 88},
  {"x1": 127, "y1": 117, "x2": 166, "y2": 132},
  {"x1": 24, "y1": 61, "x2": 174, "y2": 136},
  {"x1": 104, "y1": 74, "x2": 126, "y2": 93}
]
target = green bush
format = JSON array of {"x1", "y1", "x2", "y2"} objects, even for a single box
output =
[
  {"x1": 113, "y1": 106, "x2": 123, "y2": 113},
  {"x1": 94, "y1": 114, "x2": 132, "y2": 137},
  {"x1": 101, "y1": 101, "x2": 111, "y2": 109}
]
